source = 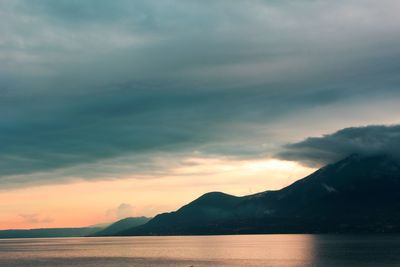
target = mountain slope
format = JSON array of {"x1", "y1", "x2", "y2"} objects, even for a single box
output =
[
  {"x1": 119, "y1": 154, "x2": 400, "y2": 235},
  {"x1": 90, "y1": 217, "x2": 151, "y2": 236},
  {"x1": 254, "y1": 154, "x2": 400, "y2": 219}
]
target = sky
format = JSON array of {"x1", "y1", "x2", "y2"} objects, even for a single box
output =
[{"x1": 1, "y1": 0, "x2": 400, "y2": 229}]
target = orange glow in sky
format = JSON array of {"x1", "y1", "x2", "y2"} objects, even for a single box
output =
[{"x1": 0, "y1": 157, "x2": 314, "y2": 230}]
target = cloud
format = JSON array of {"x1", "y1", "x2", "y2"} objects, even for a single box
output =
[
  {"x1": 277, "y1": 125, "x2": 400, "y2": 166},
  {"x1": 19, "y1": 213, "x2": 54, "y2": 224},
  {"x1": 106, "y1": 203, "x2": 134, "y2": 220},
  {"x1": 0, "y1": 1, "x2": 400, "y2": 186}
]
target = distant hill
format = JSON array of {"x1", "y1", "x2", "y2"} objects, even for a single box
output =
[
  {"x1": 88, "y1": 222, "x2": 112, "y2": 229},
  {"x1": 0, "y1": 227, "x2": 103, "y2": 239},
  {"x1": 90, "y1": 217, "x2": 151, "y2": 236},
  {"x1": 0, "y1": 217, "x2": 150, "y2": 239},
  {"x1": 118, "y1": 154, "x2": 400, "y2": 235}
]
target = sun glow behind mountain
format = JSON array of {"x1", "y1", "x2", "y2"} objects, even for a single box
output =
[{"x1": 0, "y1": 157, "x2": 314, "y2": 229}]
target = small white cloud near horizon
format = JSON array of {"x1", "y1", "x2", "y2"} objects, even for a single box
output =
[{"x1": 106, "y1": 203, "x2": 134, "y2": 221}]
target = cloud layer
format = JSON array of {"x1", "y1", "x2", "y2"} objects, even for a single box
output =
[
  {"x1": 1, "y1": 0, "x2": 400, "y2": 186},
  {"x1": 277, "y1": 125, "x2": 400, "y2": 166}
]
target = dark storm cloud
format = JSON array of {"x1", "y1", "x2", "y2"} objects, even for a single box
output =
[
  {"x1": 1, "y1": 0, "x2": 400, "y2": 186},
  {"x1": 277, "y1": 125, "x2": 400, "y2": 166}
]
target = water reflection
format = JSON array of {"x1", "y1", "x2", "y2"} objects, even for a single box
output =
[
  {"x1": 0, "y1": 235, "x2": 400, "y2": 267},
  {"x1": 311, "y1": 235, "x2": 400, "y2": 267}
]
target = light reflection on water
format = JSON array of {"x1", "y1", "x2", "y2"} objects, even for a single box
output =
[{"x1": 0, "y1": 235, "x2": 400, "y2": 267}]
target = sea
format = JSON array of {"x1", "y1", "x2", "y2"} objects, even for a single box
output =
[{"x1": 1, "y1": 235, "x2": 400, "y2": 267}]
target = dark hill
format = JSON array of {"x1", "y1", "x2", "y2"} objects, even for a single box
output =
[
  {"x1": 90, "y1": 217, "x2": 151, "y2": 236},
  {"x1": 0, "y1": 227, "x2": 102, "y2": 239},
  {"x1": 119, "y1": 154, "x2": 400, "y2": 235}
]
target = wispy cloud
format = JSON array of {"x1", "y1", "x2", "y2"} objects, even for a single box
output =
[{"x1": 19, "y1": 213, "x2": 54, "y2": 224}]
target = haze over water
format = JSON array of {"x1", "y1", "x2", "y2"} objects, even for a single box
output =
[{"x1": 1, "y1": 235, "x2": 400, "y2": 267}]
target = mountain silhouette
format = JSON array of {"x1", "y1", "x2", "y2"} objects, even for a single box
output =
[
  {"x1": 90, "y1": 217, "x2": 151, "y2": 236},
  {"x1": 119, "y1": 154, "x2": 400, "y2": 235},
  {"x1": 0, "y1": 227, "x2": 103, "y2": 239},
  {"x1": 0, "y1": 218, "x2": 151, "y2": 239}
]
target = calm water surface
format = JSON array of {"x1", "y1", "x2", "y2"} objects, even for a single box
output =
[{"x1": 1, "y1": 235, "x2": 400, "y2": 267}]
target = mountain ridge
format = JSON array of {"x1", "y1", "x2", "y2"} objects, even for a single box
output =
[
  {"x1": 0, "y1": 227, "x2": 103, "y2": 239},
  {"x1": 118, "y1": 154, "x2": 400, "y2": 235},
  {"x1": 90, "y1": 216, "x2": 151, "y2": 236}
]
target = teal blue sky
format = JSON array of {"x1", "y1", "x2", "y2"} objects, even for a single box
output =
[{"x1": 1, "y1": 0, "x2": 400, "y2": 187}]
